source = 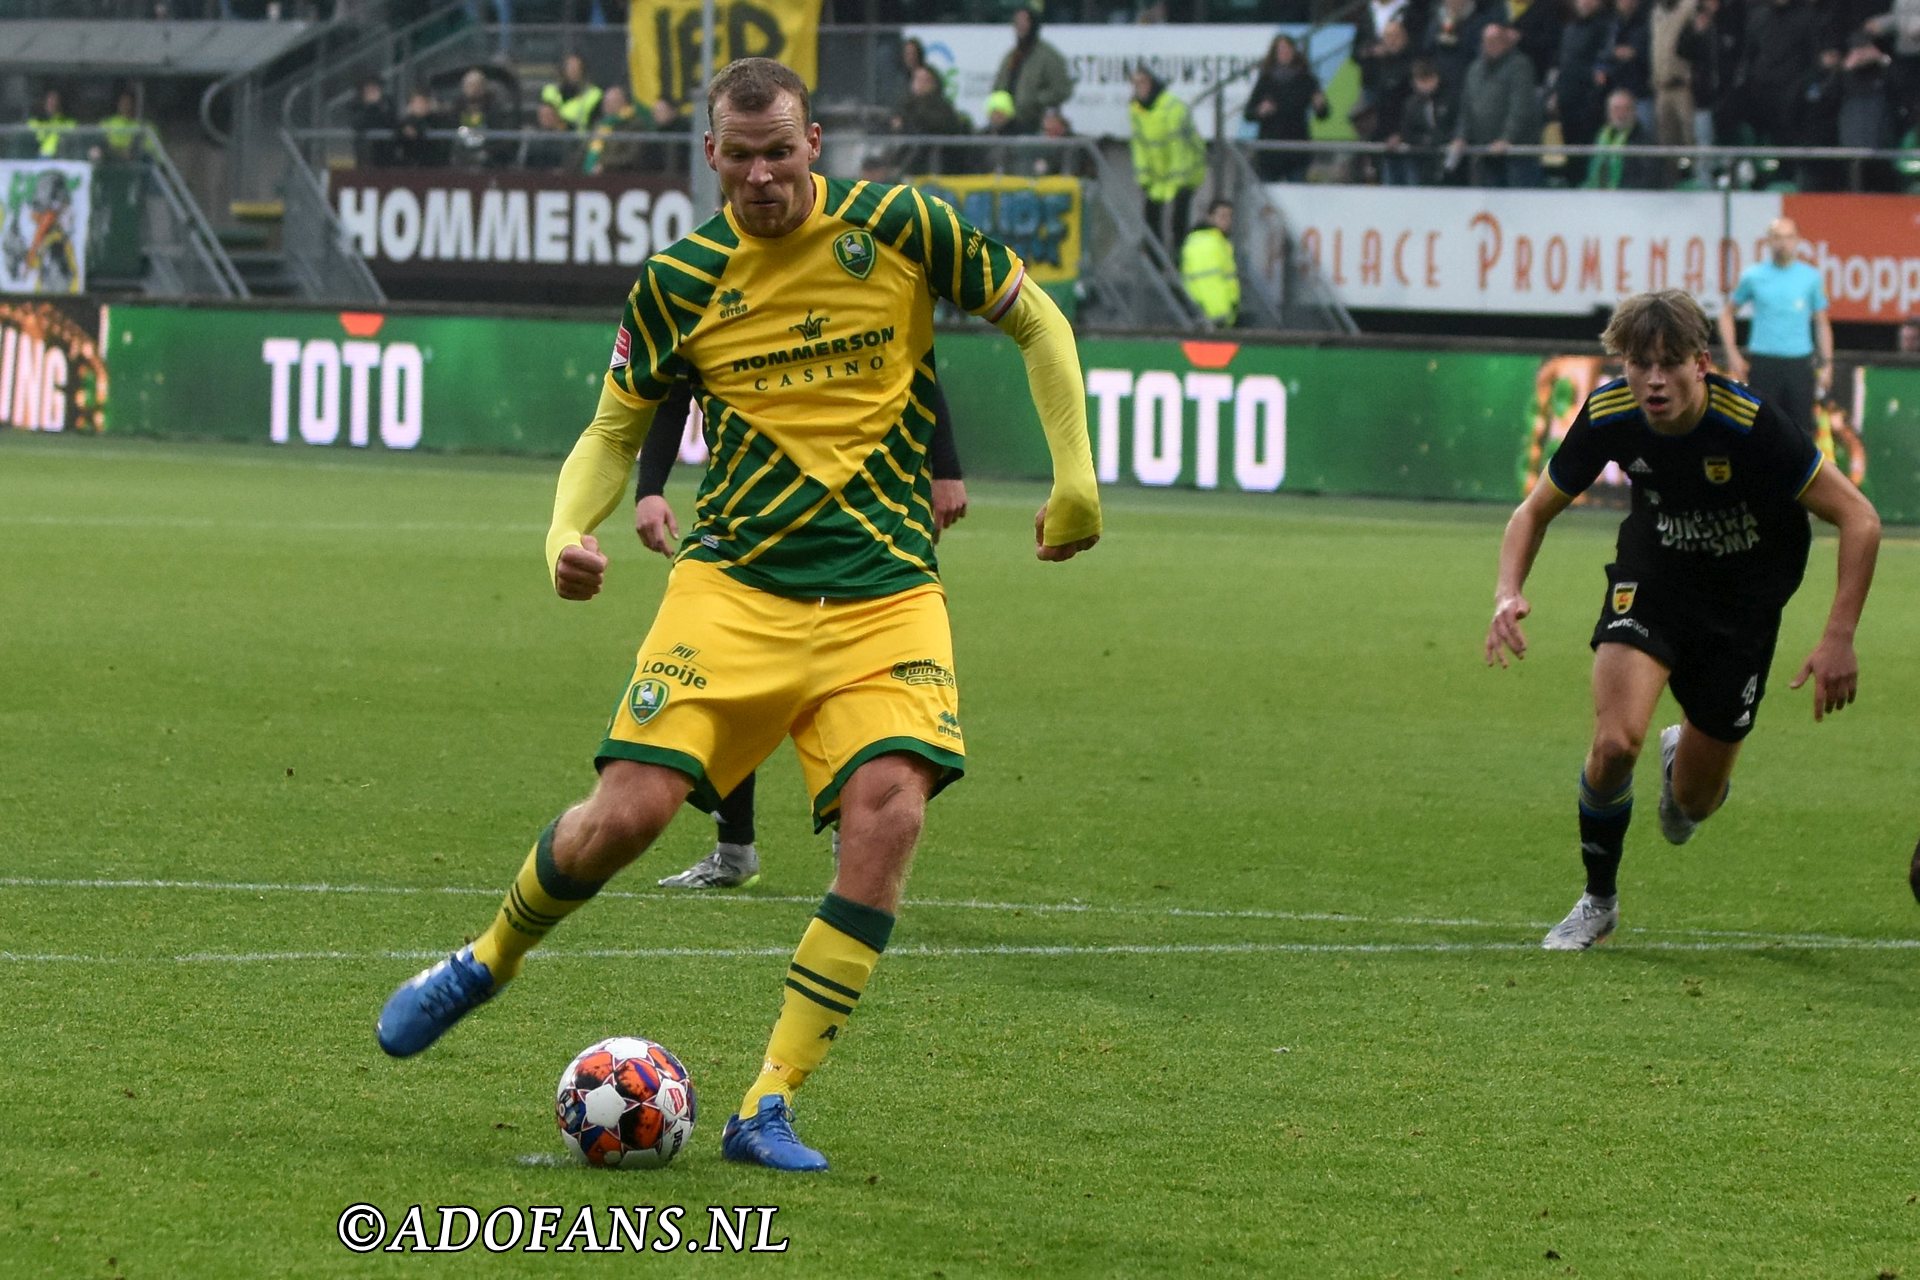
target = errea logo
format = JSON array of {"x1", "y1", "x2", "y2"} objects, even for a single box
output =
[{"x1": 717, "y1": 288, "x2": 747, "y2": 318}]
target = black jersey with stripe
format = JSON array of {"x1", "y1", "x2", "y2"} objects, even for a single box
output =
[{"x1": 1546, "y1": 373, "x2": 1822, "y2": 609}]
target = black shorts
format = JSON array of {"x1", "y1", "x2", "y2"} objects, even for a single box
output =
[{"x1": 1588, "y1": 564, "x2": 1783, "y2": 743}]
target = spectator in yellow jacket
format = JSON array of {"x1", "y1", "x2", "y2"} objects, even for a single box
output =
[
  {"x1": 1129, "y1": 68, "x2": 1206, "y2": 250},
  {"x1": 1181, "y1": 200, "x2": 1240, "y2": 327}
]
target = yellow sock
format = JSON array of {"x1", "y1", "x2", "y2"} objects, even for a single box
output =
[
  {"x1": 739, "y1": 894, "x2": 894, "y2": 1115},
  {"x1": 469, "y1": 820, "x2": 604, "y2": 984}
]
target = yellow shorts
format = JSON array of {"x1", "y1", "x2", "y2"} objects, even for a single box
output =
[{"x1": 597, "y1": 559, "x2": 965, "y2": 827}]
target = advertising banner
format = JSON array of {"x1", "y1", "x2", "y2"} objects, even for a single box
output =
[
  {"x1": 0, "y1": 295, "x2": 107, "y2": 433},
  {"x1": 929, "y1": 332, "x2": 1920, "y2": 522},
  {"x1": 902, "y1": 23, "x2": 1352, "y2": 140},
  {"x1": 628, "y1": 0, "x2": 822, "y2": 108},
  {"x1": 1266, "y1": 186, "x2": 1920, "y2": 323},
  {"x1": 331, "y1": 168, "x2": 696, "y2": 304},
  {"x1": 103, "y1": 304, "x2": 612, "y2": 455},
  {"x1": 2, "y1": 160, "x2": 91, "y2": 295},
  {"x1": 1780, "y1": 193, "x2": 1920, "y2": 324},
  {"x1": 95, "y1": 305, "x2": 1920, "y2": 524}
]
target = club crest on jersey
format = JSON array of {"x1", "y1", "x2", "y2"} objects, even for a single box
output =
[
  {"x1": 609, "y1": 324, "x2": 631, "y2": 369},
  {"x1": 1704, "y1": 456, "x2": 1732, "y2": 484},
  {"x1": 628, "y1": 678, "x2": 669, "y2": 726},
  {"x1": 1611, "y1": 582, "x2": 1638, "y2": 615},
  {"x1": 833, "y1": 230, "x2": 876, "y2": 280}
]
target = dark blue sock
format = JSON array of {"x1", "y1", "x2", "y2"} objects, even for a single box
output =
[{"x1": 1577, "y1": 771, "x2": 1633, "y2": 899}]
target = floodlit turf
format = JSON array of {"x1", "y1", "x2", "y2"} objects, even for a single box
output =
[{"x1": 2, "y1": 433, "x2": 1918, "y2": 1279}]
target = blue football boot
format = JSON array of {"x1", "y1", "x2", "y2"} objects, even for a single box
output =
[
  {"x1": 376, "y1": 945, "x2": 501, "y2": 1057},
  {"x1": 721, "y1": 1095, "x2": 829, "y2": 1172}
]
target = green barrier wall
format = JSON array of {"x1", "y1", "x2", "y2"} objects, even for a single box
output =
[
  {"x1": 99, "y1": 304, "x2": 1920, "y2": 523},
  {"x1": 933, "y1": 332, "x2": 1920, "y2": 523},
  {"x1": 106, "y1": 304, "x2": 608, "y2": 454}
]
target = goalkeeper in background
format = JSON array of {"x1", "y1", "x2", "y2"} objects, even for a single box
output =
[{"x1": 376, "y1": 56, "x2": 1101, "y2": 1172}]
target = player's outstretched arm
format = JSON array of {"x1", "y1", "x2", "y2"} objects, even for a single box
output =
[
  {"x1": 992, "y1": 284, "x2": 1101, "y2": 561},
  {"x1": 1486, "y1": 479, "x2": 1573, "y2": 668},
  {"x1": 1716, "y1": 300, "x2": 1748, "y2": 382},
  {"x1": 1789, "y1": 463, "x2": 1881, "y2": 720},
  {"x1": 546, "y1": 378, "x2": 657, "y2": 597}
]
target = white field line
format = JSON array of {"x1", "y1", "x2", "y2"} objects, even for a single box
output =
[
  {"x1": 4, "y1": 938, "x2": 1920, "y2": 965},
  {"x1": 0, "y1": 874, "x2": 1910, "y2": 954}
]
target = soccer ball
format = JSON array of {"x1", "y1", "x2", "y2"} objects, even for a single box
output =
[{"x1": 554, "y1": 1036, "x2": 696, "y2": 1168}]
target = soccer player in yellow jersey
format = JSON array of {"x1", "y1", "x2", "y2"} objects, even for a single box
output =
[{"x1": 377, "y1": 57, "x2": 1102, "y2": 1171}]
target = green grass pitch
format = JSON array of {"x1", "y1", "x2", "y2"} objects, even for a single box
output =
[{"x1": 2, "y1": 434, "x2": 1917, "y2": 1278}]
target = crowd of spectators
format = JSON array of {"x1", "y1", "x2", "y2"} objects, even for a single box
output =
[{"x1": 1340, "y1": 0, "x2": 1920, "y2": 191}]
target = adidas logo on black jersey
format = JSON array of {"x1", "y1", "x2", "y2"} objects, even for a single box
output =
[{"x1": 1628, "y1": 458, "x2": 1652, "y2": 475}]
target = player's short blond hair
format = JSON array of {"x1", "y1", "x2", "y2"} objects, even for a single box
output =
[
  {"x1": 1602, "y1": 290, "x2": 1714, "y2": 364},
  {"x1": 706, "y1": 57, "x2": 811, "y2": 127}
]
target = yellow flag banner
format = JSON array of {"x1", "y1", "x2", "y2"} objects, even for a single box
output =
[
  {"x1": 911, "y1": 174, "x2": 1083, "y2": 289},
  {"x1": 627, "y1": 0, "x2": 823, "y2": 111}
]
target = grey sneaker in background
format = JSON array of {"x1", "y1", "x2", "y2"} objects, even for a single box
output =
[
  {"x1": 1656, "y1": 723, "x2": 1699, "y2": 846},
  {"x1": 657, "y1": 842, "x2": 760, "y2": 889},
  {"x1": 1541, "y1": 892, "x2": 1619, "y2": 950}
]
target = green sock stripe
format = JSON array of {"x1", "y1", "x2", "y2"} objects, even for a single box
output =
[
  {"x1": 784, "y1": 978, "x2": 854, "y2": 1016},
  {"x1": 816, "y1": 892, "x2": 894, "y2": 953},
  {"x1": 507, "y1": 883, "x2": 562, "y2": 930},
  {"x1": 789, "y1": 961, "x2": 863, "y2": 1002},
  {"x1": 533, "y1": 819, "x2": 606, "y2": 902}
]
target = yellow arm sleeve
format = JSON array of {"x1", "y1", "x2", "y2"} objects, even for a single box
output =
[
  {"x1": 544, "y1": 375, "x2": 658, "y2": 584},
  {"x1": 992, "y1": 283, "x2": 1103, "y2": 546}
]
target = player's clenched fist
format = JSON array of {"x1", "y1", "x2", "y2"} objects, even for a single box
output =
[
  {"x1": 555, "y1": 534, "x2": 608, "y2": 600},
  {"x1": 1033, "y1": 503, "x2": 1100, "y2": 562}
]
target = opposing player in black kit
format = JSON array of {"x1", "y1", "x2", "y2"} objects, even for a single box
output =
[{"x1": 1484, "y1": 291, "x2": 1881, "y2": 950}]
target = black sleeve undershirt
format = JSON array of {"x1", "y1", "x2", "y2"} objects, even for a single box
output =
[{"x1": 635, "y1": 380, "x2": 694, "y2": 501}]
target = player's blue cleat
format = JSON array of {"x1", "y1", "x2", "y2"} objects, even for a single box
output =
[
  {"x1": 721, "y1": 1095, "x2": 829, "y2": 1172},
  {"x1": 376, "y1": 945, "x2": 502, "y2": 1057}
]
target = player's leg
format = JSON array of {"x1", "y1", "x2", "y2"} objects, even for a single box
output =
[
  {"x1": 1657, "y1": 720, "x2": 1742, "y2": 843},
  {"x1": 1545, "y1": 640, "x2": 1670, "y2": 950},
  {"x1": 722, "y1": 584, "x2": 963, "y2": 1170},
  {"x1": 377, "y1": 761, "x2": 689, "y2": 1057},
  {"x1": 721, "y1": 753, "x2": 938, "y2": 1172},
  {"x1": 658, "y1": 770, "x2": 761, "y2": 890},
  {"x1": 1657, "y1": 608, "x2": 1776, "y2": 844},
  {"x1": 378, "y1": 560, "x2": 793, "y2": 1056}
]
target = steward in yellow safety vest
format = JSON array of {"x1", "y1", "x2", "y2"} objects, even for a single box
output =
[
  {"x1": 28, "y1": 89, "x2": 76, "y2": 159},
  {"x1": 1128, "y1": 68, "x2": 1206, "y2": 246},
  {"x1": 98, "y1": 89, "x2": 146, "y2": 161},
  {"x1": 541, "y1": 54, "x2": 603, "y2": 133},
  {"x1": 1180, "y1": 200, "x2": 1240, "y2": 327}
]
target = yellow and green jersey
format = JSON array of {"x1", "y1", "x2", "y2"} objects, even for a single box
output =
[{"x1": 607, "y1": 173, "x2": 1027, "y2": 599}]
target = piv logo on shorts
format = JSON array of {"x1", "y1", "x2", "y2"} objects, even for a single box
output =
[{"x1": 629, "y1": 678, "x2": 669, "y2": 726}]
